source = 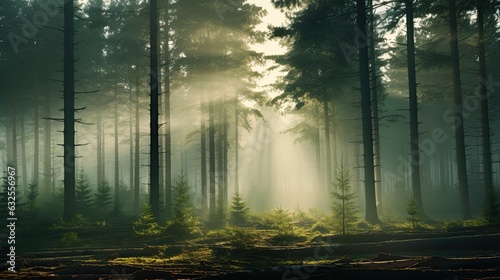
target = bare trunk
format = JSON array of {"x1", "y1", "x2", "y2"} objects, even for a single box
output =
[
  {"x1": 323, "y1": 99, "x2": 332, "y2": 191},
  {"x1": 114, "y1": 89, "x2": 120, "y2": 215},
  {"x1": 369, "y1": 0, "x2": 382, "y2": 214},
  {"x1": 201, "y1": 92, "x2": 208, "y2": 210},
  {"x1": 163, "y1": 0, "x2": 172, "y2": 218},
  {"x1": 449, "y1": 0, "x2": 471, "y2": 219},
  {"x1": 149, "y1": 0, "x2": 160, "y2": 219},
  {"x1": 357, "y1": 0, "x2": 379, "y2": 224},
  {"x1": 44, "y1": 89, "x2": 52, "y2": 198},
  {"x1": 63, "y1": 0, "x2": 76, "y2": 221},
  {"x1": 406, "y1": 0, "x2": 424, "y2": 214},
  {"x1": 234, "y1": 104, "x2": 239, "y2": 193},
  {"x1": 477, "y1": 0, "x2": 493, "y2": 195},
  {"x1": 134, "y1": 71, "x2": 140, "y2": 213},
  {"x1": 209, "y1": 100, "x2": 216, "y2": 220},
  {"x1": 34, "y1": 88, "x2": 40, "y2": 185}
]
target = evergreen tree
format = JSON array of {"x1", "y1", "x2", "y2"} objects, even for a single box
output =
[
  {"x1": 482, "y1": 187, "x2": 500, "y2": 225},
  {"x1": 25, "y1": 182, "x2": 39, "y2": 214},
  {"x1": 407, "y1": 196, "x2": 422, "y2": 229},
  {"x1": 167, "y1": 173, "x2": 198, "y2": 236},
  {"x1": 230, "y1": 192, "x2": 250, "y2": 226},
  {"x1": 94, "y1": 180, "x2": 112, "y2": 216},
  {"x1": 75, "y1": 170, "x2": 93, "y2": 215},
  {"x1": 331, "y1": 163, "x2": 358, "y2": 235},
  {"x1": 133, "y1": 202, "x2": 162, "y2": 236}
]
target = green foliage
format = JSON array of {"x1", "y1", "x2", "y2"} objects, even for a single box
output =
[
  {"x1": 310, "y1": 220, "x2": 332, "y2": 234},
  {"x1": 230, "y1": 192, "x2": 250, "y2": 226},
  {"x1": 270, "y1": 206, "x2": 295, "y2": 235},
  {"x1": 226, "y1": 227, "x2": 259, "y2": 248},
  {"x1": 331, "y1": 163, "x2": 358, "y2": 234},
  {"x1": 133, "y1": 202, "x2": 162, "y2": 237},
  {"x1": 381, "y1": 203, "x2": 399, "y2": 224},
  {"x1": 52, "y1": 214, "x2": 90, "y2": 229},
  {"x1": 59, "y1": 232, "x2": 83, "y2": 247},
  {"x1": 75, "y1": 170, "x2": 93, "y2": 215},
  {"x1": 25, "y1": 182, "x2": 39, "y2": 214},
  {"x1": 166, "y1": 174, "x2": 200, "y2": 237},
  {"x1": 406, "y1": 197, "x2": 422, "y2": 230},
  {"x1": 482, "y1": 187, "x2": 500, "y2": 225},
  {"x1": 94, "y1": 180, "x2": 112, "y2": 216}
]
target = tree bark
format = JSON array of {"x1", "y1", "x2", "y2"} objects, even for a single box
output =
[
  {"x1": 223, "y1": 106, "x2": 228, "y2": 209},
  {"x1": 34, "y1": 88, "x2": 40, "y2": 185},
  {"x1": 314, "y1": 103, "x2": 321, "y2": 191},
  {"x1": 477, "y1": 0, "x2": 493, "y2": 195},
  {"x1": 149, "y1": 0, "x2": 160, "y2": 219},
  {"x1": 20, "y1": 111, "x2": 27, "y2": 193},
  {"x1": 369, "y1": 0, "x2": 382, "y2": 214},
  {"x1": 44, "y1": 89, "x2": 52, "y2": 198},
  {"x1": 405, "y1": 0, "x2": 424, "y2": 214},
  {"x1": 63, "y1": 0, "x2": 76, "y2": 221},
  {"x1": 234, "y1": 104, "x2": 239, "y2": 194},
  {"x1": 163, "y1": 0, "x2": 172, "y2": 218},
  {"x1": 201, "y1": 91, "x2": 208, "y2": 211},
  {"x1": 134, "y1": 69, "x2": 140, "y2": 214},
  {"x1": 449, "y1": 0, "x2": 472, "y2": 219},
  {"x1": 323, "y1": 99, "x2": 332, "y2": 191},
  {"x1": 209, "y1": 100, "x2": 216, "y2": 220},
  {"x1": 114, "y1": 89, "x2": 120, "y2": 215},
  {"x1": 357, "y1": 0, "x2": 379, "y2": 224}
]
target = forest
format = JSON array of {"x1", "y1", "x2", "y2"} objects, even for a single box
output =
[{"x1": 1, "y1": 0, "x2": 500, "y2": 279}]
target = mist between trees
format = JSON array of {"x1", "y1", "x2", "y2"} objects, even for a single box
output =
[{"x1": 0, "y1": 0, "x2": 499, "y2": 225}]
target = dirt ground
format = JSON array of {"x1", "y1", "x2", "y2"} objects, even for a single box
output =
[{"x1": 1, "y1": 231, "x2": 499, "y2": 279}]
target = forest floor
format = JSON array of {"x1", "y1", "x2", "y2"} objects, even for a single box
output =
[{"x1": 1, "y1": 217, "x2": 499, "y2": 279}]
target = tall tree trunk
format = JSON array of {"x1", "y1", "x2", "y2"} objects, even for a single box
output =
[
  {"x1": 163, "y1": 0, "x2": 172, "y2": 218},
  {"x1": 20, "y1": 112, "x2": 28, "y2": 193},
  {"x1": 129, "y1": 81, "x2": 134, "y2": 194},
  {"x1": 114, "y1": 89, "x2": 120, "y2": 215},
  {"x1": 223, "y1": 106, "x2": 228, "y2": 209},
  {"x1": 97, "y1": 108, "x2": 102, "y2": 184},
  {"x1": 405, "y1": 0, "x2": 424, "y2": 214},
  {"x1": 477, "y1": 0, "x2": 493, "y2": 195},
  {"x1": 44, "y1": 89, "x2": 52, "y2": 198},
  {"x1": 234, "y1": 104, "x2": 239, "y2": 194},
  {"x1": 134, "y1": 71, "x2": 140, "y2": 213},
  {"x1": 217, "y1": 106, "x2": 224, "y2": 213},
  {"x1": 209, "y1": 100, "x2": 216, "y2": 220},
  {"x1": 449, "y1": 0, "x2": 472, "y2": 219},
  {"x1": 369, "y1": 0, "x2": 382, "y2": 214},
  {"x1": 323, "y1": 99, "x2": 332, "y2": 191},
  {"x1": 357, "y1": 0, "x2": 379, "y2": 224},
  {"x1": 149, "y1": 0, "x2": 160, "y2": 219},
  {"x1": 314, "y1": 103, "x2": 321, "y2": 191},
  {"x1": 63, "y1": 0, "x2": 76, "y2": 221},
  {"x1": 201, "y1": 92, "x2": 208, "y2": 210},
  {"x1": 34, "y1": 88, "x2": 40, "y2": 185},
  {"x1": 11, "y1": 102, "x2": 17, "y2": 168}
]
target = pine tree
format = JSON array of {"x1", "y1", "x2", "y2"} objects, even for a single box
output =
[
  {"x1": 168, "y1": 173, "x2": 198, "y2": 236},
  {"x1": 407, "y1": 196, "x2": 422, "y2": 229},
  {"x1": 25, "y1": 182, "x2": 39, "y2": 214},
  {"x1": 230, "y1": 192, "x2": 250, "y2": 226},
  {"x1": 133, "y1": 202, "x2": 161, "y2": 236},
  {"x1": 482, "y1": 187, "x2": 500, "y2": 225},
  {"x1": 75, "y1": 170, "x2": 93, "y2": 215},
  {"x1": 331, "y1": 163, "x2": 358, "y2": 235},
  {"x1": 94, "y1": 180, "x2": 112, "y2": 216}
]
